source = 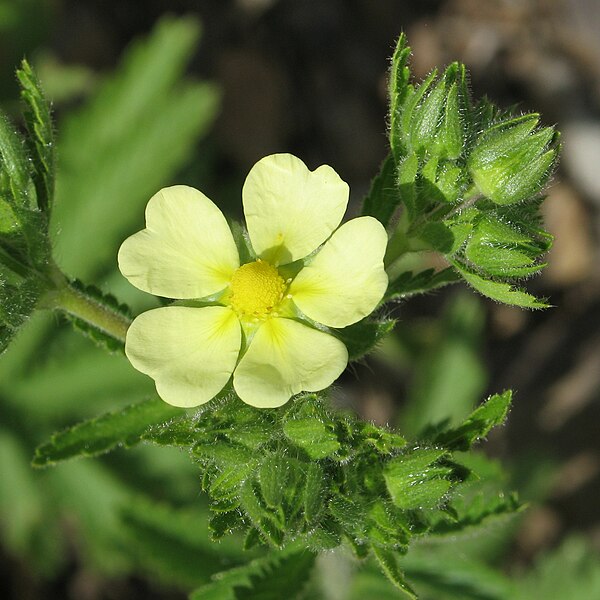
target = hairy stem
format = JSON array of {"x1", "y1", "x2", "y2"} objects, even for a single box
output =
[{"x1": 41, "y1": 264, "x2": 131, "y2": 343}]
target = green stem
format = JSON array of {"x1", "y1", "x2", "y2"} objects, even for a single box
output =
[{"x1": 41, "y1": 266, "x2": 131, "y2": 343}]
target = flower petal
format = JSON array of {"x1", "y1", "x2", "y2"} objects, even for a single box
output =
[
  {"x1": 125, "y1": 306, "x2": 241, "y2": 408},
  {"x1": 118, "y1": 186, "x2": 239, "y2": 299},
  {"x1": 288, "y1": 216, "x2": 388, "y2": 328},
  {"x1": 233, "y1": 317, "x2": 348, "y2": 408},
  {"x1": 243, "y1": 154, "x2": 349, "y2": 265}
]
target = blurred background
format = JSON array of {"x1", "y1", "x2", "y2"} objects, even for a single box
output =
[{"x1": 0, "y1": 0, "x2": 599, "y2": 598}]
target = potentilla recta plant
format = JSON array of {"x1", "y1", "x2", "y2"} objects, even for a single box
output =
[{"x1": 0, "y1": 34, "x2": 559, "y2": 599}]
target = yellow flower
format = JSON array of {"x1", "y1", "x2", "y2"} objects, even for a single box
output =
[{"x1": 118, "y1": 154, "x2": 388, "y2": 408}]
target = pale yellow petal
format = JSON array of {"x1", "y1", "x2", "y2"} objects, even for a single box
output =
[
  {"x1": 125, "y1": 306, "x2": 241, "y2": 408},
  {"x1": 233, "y1": 317, "x2": 348, "y2": 408},
  {"x1": 242, "y1": 154, "x2": 348, "y2": 265},
  {"x1": 118, "y1": 186, "x2": 239, "y2": 299},
  {"x1": 288, "y1": 216, "x2": 388, "y2": 328}
]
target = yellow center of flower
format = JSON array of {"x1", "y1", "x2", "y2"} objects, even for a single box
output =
[{"x1": 228, "y1": 259, "x2": 287, "y2": 321}]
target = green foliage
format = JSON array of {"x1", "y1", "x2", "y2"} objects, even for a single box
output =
[
  {"x1": 190, "y1": 546, "x2": 316, "y2": 600},
  {"x1": 468, "y1": 114, "x2": 559, "y2": 206},
  {"x1": 35, "y1": 390, "x2": 516, "y2": 592},
  {"x1": 51, "y1": 15, "x2": 220, "y2": 280},
  {"x1": 17, "y1": 59, "x2": 55, "y2": 213},
  {"x1": 119, "y1": 498, "x2": 248, "y2": 587},
  {"x1": 400, "y1": 293, "x2": 487, "y2": 437},
  {"x1": 32, "y1": 397, "x2": 182, "y2": 467},
  {"x1": 364, "y1": 34, "x2": 559, "y2": 309},
  {"x1": 431, "y1": 391, "x2": 512, "y2": 451},
  {"x1": 515, "y1": 537, "x2": 600, "y2": 600},
  {"x1": 384, "y1": 267, "x2": 460, "y2": 301},
  {"x1": 334, "y1": 317, "x2": 396, "y2": 360},
  {"x1": 0, "y1": 60, "x2": 54, "y2": 353},
  {"x1": 0, "y1": 14, "x2": 223, "y2": 586},
  {"x1": 0, "y1": 26, "x2": 567, "y2": 600},
  {"x1": 59, "y1": 279, "x2": 133, "y2": 352}
]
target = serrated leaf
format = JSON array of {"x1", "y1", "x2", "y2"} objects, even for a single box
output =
[
  {"x1": 385, "y1": 267, "x2": 460, "y2": 300},
  {"x1": 335, "y1": 317, "x2": 396, "y2": 361},
  {"x1": 189, "y1": 548, "x2": 316, "y2": 600},
  {"x1": 428, "y1": 491, "x2": 522, "y2": 536},
  {"x1": 433, "y1": 391, "x2": 512, "y2": 451},
  {"x1": 451, "y1": 260, "x2": 548, "y2": 308},
  {"x1": 32, "y1": 397, "x2": 182, "y2": 467},
  {"x1": 283, "y1": 418, "x2": 340, "y2": 459},
  {"x1": 17, "y1": 59, "x2": 55, "y2": 213},
  {"x1": 372, "y1": 546, "x2": 417, "y2": 599},
  {"x1": 384, "y1": 448, "x2": 451, "y2": 510},
  {"x1": 142, "y1": 417, "x2": 198, "y2": 446}
]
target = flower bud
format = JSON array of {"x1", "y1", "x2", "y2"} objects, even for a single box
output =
[
  {"x1": 468, "y1": 115, "x2": 559, "y2": 205},
  {"x1": 407, "y1": 63, "x2": 466, "y2": 159}
]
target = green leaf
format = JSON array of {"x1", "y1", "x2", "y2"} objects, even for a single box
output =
[
  {"x1": 283, "y1": 417, "x2": 340, "y2": 459},
  {"x1": 335, "y1": 317, "x2": 396, "y2": 361},
  {"x1": 434, "y1": 391, "x2": 512, "y2": 451},
  {"x1": 52, "y1": 16, "x2": 220, "y2": 279},
  {"x1": 32, "y1": 397, "x2": 182, "y2": 467},
  {"x1": 428, "y1": 491, "x2": 521, "y2": 536},
  {"x1": 451, "y1": 260, "x2": 548, "y2": 308},
  {"x1": 303, "y1": 462, "x2": 324, "y2": 524},
  {"x1": 361, "y1": 154, "x2": 400, "y2": 227},
  {"x1": 372, "y1": 546, "x2": 417, "y2": 599},
  {"x1": 17, "y1": 59, "x2": 55, "y2": 213},
  {"x1": 385, "y1": 267, "x2": 460, "y2": 300},
  {"x1": 189, "y1": 548, "x2": 316, "y2": 600},
  {"x1": 259, "y1": 454, "x2": 292, "y2": 509},
  {"x1": 383, "y1": 448, "x2": 452, "y2": 510}
]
